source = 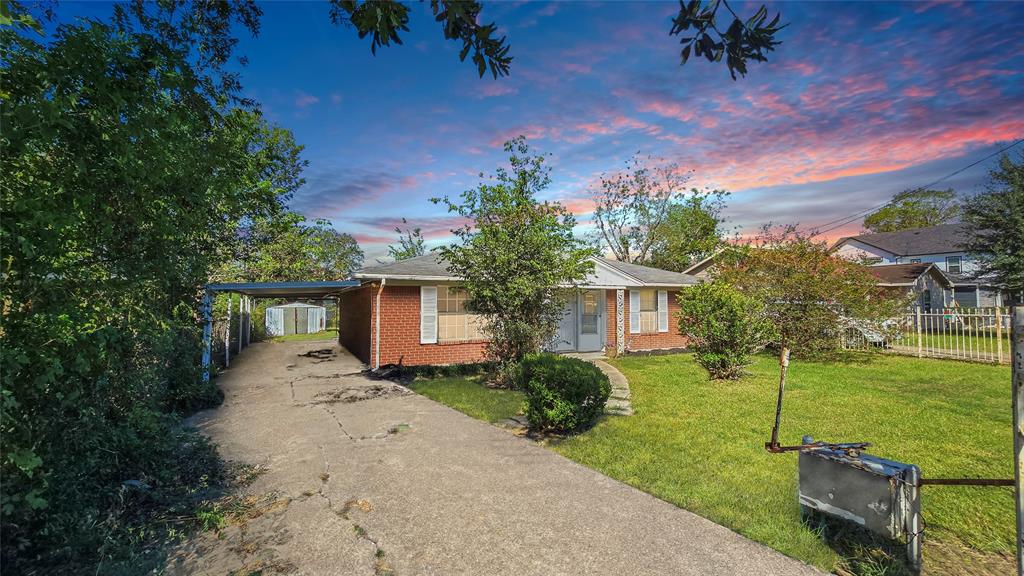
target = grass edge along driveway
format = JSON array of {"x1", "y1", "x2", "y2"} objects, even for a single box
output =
[{"x1": 409, "y1": 353, "x2": 1014, "y2": 575}]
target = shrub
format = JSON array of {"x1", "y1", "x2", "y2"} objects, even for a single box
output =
[
  {"x1": 677, "y1": 283, "x2": 775, "y2": 379},
  {"x1": 518, "y1": 353, "x2": 611, "y2": 432}
]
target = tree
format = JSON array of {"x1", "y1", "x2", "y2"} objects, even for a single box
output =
[
  {"x1": 677, "y1": 283, "x2": 776, "y2": 379},
  {"x1": 387, "y1": 218, "x2": 426, "y2": 262},
  {"x1": 671, "y1": 0, "x2": 786, "y2": 79},
  {"x1": 962, "y1": 152, "x2": 1024, "y2": 292},
  {"x1": 648, "y1": 189, "x2": 729, "y2": 272},
  {"x1": 242, "y1": 214, "x2": 364, "y2": 282},
  {"x1": 1, "y1": 19, "x2": 304, "y2": 569},
  {"x1": 862, "y1": 188, "x2": 961, "y2": 233},
  {"x1": 714, "y1": 226, "x2": 903, "y2": 450},
  {"x1": 592, "y1": 155, "x2": 690, "y2": 264},
  {"x1": 434, "y1": 137, "x2": 595, "y2": 384}
]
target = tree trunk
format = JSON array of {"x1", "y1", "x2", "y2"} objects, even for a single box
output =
[{"x1": 768, "y1": 346, "x2": 791, "y2": 450}]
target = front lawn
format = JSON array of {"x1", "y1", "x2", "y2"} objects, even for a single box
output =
[
  {"x1": 408, "y1": 376, "x2": 525, "y2": 423},
  {"x1": 413, "y1": 353, "x2": 1014, "y2": 575}
]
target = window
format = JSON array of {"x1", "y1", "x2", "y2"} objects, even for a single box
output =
[
  {"x1": 638, "y1": 289, "x2": 658, "y2": 333},
  {"x1": 909, "y1": 258, "x2": 922, "y2": 264},
  {"x1": 581, "y1": 291, "x2": 599, "y2": 334},
  {"x1": 945, "y1": 256, "x2": 962, "y2": 275},
  {"x1": 437, "y1": 287, "x2": 485, "y2": 342}
]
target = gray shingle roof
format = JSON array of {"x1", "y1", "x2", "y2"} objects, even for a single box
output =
[
  {"x1": 595, "y1": 257, "x2": 699, "y2": 285},
  {"x1": 354, "y1": 252, "x2": 698, "y2": 286},
  {"x1": 867, "y1": 263, "x2": 952, "y2": 288},
  {"x1": 836, "y1": 224, "x2": 969, "y2": 256},
  {"x1": 354, "y1": 252, "x2": 455, "y2": 279}
]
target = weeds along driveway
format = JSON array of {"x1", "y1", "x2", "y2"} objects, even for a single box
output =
[{"x1": 170, "y1": 340, "x2": 823, "y2": 576}]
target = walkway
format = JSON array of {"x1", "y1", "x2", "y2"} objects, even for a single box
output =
[{"x1": 169, "y1": 341, "x2": 822, "y2": 576}]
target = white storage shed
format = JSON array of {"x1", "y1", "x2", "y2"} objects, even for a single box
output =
[{"x1": 265, "y1": 302, "x2": 327, "y2": 336}]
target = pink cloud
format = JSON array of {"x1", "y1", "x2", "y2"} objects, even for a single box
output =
[
  {"x1": 638, "y1": 99, "x2": 693, "y2": 123},
  {"x1": 476, "y1": 83, "x2": 518, "y2": 98},
  {"x1": 294, "y1": 92, "x2": 320, "y2": 108},
  {"x1": 874, "y1": 18, "x2": 899, "y2": 31},
  {"x1": 902, "y1": 86, "x2": 936, "y2": 98}
]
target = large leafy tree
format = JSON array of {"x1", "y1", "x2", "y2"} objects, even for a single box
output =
[
  {"x1": 233, "y1": 213, "x2": 364, "y2": 282},
  {"x1": 862, "y1": 188, "x2": 961, "y2": 233},
  {"x1": 386, "y1": 217, "x2": 427, "y2": 262},
  {"x1": 714, "y1": 226, "x2": 903, "y2": 450},
  {"x1": 0, "y1": 17, "x2": 304, "y2": 568},
  {"x1": 435, "y1": 137, "x2": 595, "y2": 384},
  {"x1": 962, "y1": 152, "x2": 1024, "y2": 293},
  {"x1": 648, "y1": 189, "x2": 729, "y2": 272},
  {"x1": 592, "y1": 155, "x2": 727, "y2": 269}
]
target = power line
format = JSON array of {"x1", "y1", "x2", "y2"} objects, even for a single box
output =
[{"x1": 808, "y1": 137, "x2": 1024, "y2": 238}]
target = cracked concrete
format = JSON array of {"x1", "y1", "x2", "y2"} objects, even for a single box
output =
[{"x1": 169, "y1": 339, "x2": 822, "y2": 576}]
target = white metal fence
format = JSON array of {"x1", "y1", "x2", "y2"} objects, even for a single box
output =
[{"x1": 842, "y1": 306, "x2": 1012, "y2": 365}]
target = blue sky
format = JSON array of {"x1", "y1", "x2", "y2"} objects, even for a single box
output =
[{"x1": 55, "y1": 1, "x2": 1024, "y2": 260}]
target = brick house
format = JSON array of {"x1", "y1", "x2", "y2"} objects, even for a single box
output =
[{"x1": 338, "y1": 253, "x2": 699, "y2": 368}]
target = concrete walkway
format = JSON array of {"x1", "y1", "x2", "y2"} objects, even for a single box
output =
[{"x1": 169, "y1": 341, "x2": 822, "y2": 576}]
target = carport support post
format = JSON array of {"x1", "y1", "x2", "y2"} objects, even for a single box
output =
[
  {"x1": 201, "y1": 289, "x2": 213, "y2": 382},
  {"x1": 237, "y1": 295, "x2": 244, "y2": 355},
  {"x1": 225, "y1": 293, "x2": 232, "y2": 367},
  {"x1": 1012, "y1": 305, "x2": 1023, "y2": 576}
]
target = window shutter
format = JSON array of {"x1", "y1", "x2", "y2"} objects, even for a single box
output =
[
  {"x1": 657, "y1": 290, "x2": 669, "y2": 333},
  {"x1": 629, "y1": 290, "x2": 640, "y2": 334},
  {"x1": 420, "y1": 286, "x2": 437, "y2": 344}
]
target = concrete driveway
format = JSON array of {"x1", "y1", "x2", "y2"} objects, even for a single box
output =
[{"x1": 170, "y1": 340, "x2": 822, "y2": 575}]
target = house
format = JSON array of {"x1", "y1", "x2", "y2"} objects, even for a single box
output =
[
  {"x1": 831, "y1": 224, "x2": 1011, "y2": 308},
  {"x1": 866, "y1": 263, "x2": 953, "y2": 311},
  {"x1": 337, "y1": 252, "x2": 699, "y2": 368}
]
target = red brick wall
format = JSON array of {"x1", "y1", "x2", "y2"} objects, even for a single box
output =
[
  {"x1": 371, "y1": 285, "x2": 489, "y2": 367},
  {"x1": 338, "y1": 286, "x2": 372, "y2": 364},
  {"x1": 622, "y1": 289, "x2": 690, "y2": 352}
]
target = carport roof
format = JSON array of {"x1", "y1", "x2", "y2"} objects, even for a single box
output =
[{"x1": 207, "y1": 280, "x2": 359, "y2": 298}]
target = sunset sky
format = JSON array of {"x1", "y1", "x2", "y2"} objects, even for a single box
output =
[{"x1": 61, "y1": 1, "x2": 1024, "y2": 260}]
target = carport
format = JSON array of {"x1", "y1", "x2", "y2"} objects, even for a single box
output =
[{"x1": 202, "y1": 280, "x2": 360, "y2": 380}]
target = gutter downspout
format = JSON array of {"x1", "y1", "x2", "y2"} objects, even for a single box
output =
[{"x1": 374, "y1": 279, "x2": 386, "y2": 370}]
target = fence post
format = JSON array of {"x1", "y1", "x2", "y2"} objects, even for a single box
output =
[
  {"x1": 1012, "y1": 305, "x2": 1023, "y2": 576},
  {"x1": 921, "y1": 303, "x2": 929, "y2": 356},
  {"x1": 997, "y1": 306, "x2": 1005, "y2": 365},
  {"x1": 201, "y1": 289, "x2": 213, "y2": 382}
]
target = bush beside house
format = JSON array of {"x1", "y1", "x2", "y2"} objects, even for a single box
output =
[
  {"x1": 518, "y1": 353, "x2": 611, "y2": 432},
  {"x1": 676, "y1": 283, "x2": 776, "y2": 379}
]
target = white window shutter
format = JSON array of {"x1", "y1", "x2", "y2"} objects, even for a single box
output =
[
  {"x1": 629, "y1": 290, "x2": 640, "y2": 334},
  {"x1": 420, "y1": 286, "x2": 437, "y2": 344},
  {"x1": 657, "y1": 290, "x2": 669, "y2": 333}
]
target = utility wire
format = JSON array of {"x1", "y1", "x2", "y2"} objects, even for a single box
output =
[{"x1": 808, "y1": 137, "x2": 1024, "y2": 238}]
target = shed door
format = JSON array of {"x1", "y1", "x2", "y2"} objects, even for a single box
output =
[
  {"x1": 284, "y1": 308, "x2": 296, "y2": 335},
  {"x1": 296, "y1": 308, "x2": 309, "y2": 333}
]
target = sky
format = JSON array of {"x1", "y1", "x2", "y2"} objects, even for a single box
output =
[{"x1": 56, "y1": 1, "x2": 1024, "y2": 262}]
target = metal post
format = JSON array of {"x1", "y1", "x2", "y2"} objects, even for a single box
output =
[
  {"x1": 1012, "y1": 305, "x2": 1023, "y2": 576},
  {"x1": 921, "y1": 303, "x2": 929, "y2": 356},
  {"x1": 225, "y1": 293, "x2": 232, "y2": 367},
  {"x1": 237, "y1": 295, "x2": 244, "y2": 355},
  {"x1": 997, "y1": 306, "x2": 1004, "y2": 365},
  {"x1": 201, "y1": 289, "x2": 213, "y2": 382}
]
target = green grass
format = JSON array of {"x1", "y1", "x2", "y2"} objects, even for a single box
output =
[
  {"x1": 270, "y1": 329, "x2": 338, "y2": 342},
  {"x1": 416, "y1": 353, "x2": 1015, "y2": 574},
  {"x1": 408, "y1": 376, "x2": 525, "y2": 423}
]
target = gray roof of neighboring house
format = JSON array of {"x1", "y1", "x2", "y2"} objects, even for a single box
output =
[
  {"x1": 867, "y1": 263, "x2": 952, "y2": 288},
  {"x1": 834, "y1": 223, "x2": 969, "y2": 256},
  {"x1": 354, "y1": 252, "x2": 698, "y2": 286}
]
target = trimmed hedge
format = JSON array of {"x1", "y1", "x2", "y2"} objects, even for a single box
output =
[{"x1": 518, "y1": 353, "x2": 611, "y2": 432}]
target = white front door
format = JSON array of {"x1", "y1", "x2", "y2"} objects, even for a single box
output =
[
  {"x1": 577, "y1": 290, "x2": 603, "y2": 352},
  {"x1": 553, "y1": 298, "x2": 576, "y2": 351}
]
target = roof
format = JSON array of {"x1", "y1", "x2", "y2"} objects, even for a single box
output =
[
  {"x1": 207, "y1": 280, "x2": 359, "y2": 298},
  {"x1": 833, "y1": 223, "x2": 969, "y2": 256},
  {"x1": 867, "y1": 263, "x2": 952, "y2": 288},
  {"x1": 267, "y1": 301, "x2": 325, "y2": 308},
  {"x1": 354, "y1": 252, "x2": 699, "y2": 287}
]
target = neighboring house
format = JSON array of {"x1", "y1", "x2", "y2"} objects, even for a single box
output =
[
  {"x1": 338, "y1": 252, "x2": 698, "y2": 368},
  {"x1": 866, "y1": 263, "x2": 953, "y2": 311},
  {"x1": 831, "y1": 224, "x2": 1010, "y2": 308}
]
